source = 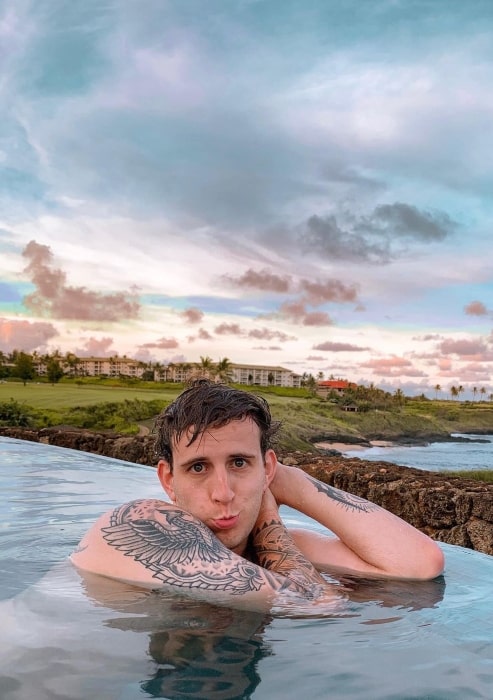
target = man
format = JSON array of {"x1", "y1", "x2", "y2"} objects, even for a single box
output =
[{"x1": 71, "y1": 380, "x2": 444, "y2": 609}]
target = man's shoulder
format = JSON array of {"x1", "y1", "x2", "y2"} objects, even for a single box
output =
[{"x1": 101, "y1": 498, "x2": 172, "y2": 524}]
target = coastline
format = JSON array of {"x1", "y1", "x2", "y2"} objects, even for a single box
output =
[{"x1": 315, "y1": 440, "x2": 396, "y2": 453}]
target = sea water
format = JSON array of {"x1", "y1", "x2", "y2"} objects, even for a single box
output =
[
  {"x1": 0, "y1": 436, "x2": 492, "y2": 700},
  {"x1": 345, "y1": 433, "x2": 493, "y2": 473}
]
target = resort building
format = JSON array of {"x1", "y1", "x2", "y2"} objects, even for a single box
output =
[
  {"x1": 316, "y1": 379, "x2": 357, "y2": 398},
  {"x1": 33, "y1": 355, "x2": 302, "y2": 388}
]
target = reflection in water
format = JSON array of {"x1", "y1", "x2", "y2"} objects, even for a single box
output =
[
  {"x1": 78, "y1": 568, "x2": 446, "y2": 699},
  {"x1": 82, "y1": 572, "x2": 273, "y2": 700},
  {"x1": 144, "y1": 627, "x2": 269, "y2": 699},
  {"x1": 337, "y1": 573, "x2": 447, "y2": 612}
]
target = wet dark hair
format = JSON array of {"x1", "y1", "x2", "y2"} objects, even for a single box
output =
[{"x1": 154, "y1": 379, "x2": 280, "y2": 466}]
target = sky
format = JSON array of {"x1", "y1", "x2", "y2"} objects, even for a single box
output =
[{"x1": 1, "y1": 0, "x2": 493, "y2": 397}]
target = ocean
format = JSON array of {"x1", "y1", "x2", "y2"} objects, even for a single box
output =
[{"x1": 338, "y1": 433, "x2": 493, "y2": 473}]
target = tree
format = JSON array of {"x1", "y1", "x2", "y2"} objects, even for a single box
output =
[
  {"x1": 47, "y1": 358, "x2": 64, "y2": 385},
  {"x1": 196, "y1": 355, "x2": 214, "y2": 379},
  {"x1": 305, "y1": 374, "x2": 317, "y2": 395},
  {"x1": 480, "y1": 387, "x2": 487, "y2": 402},
  {"x1": 13, "y1": 352, "x2": 35, "y2": 386},
  {"x1": 393, "y1": 388, "x2": 405, "y2": 406},
  {"x1": 216, "y1": 357, "x2": 233, "y2": 383},
  {"x1": 472, "y1": 386, "x2": 478, "y2": 402},
  {"x1": 434, "y1": 384, "x2": 441, "y2": 399},
  {"x1": 450, "y1": 386, "x2": 458, "y2": 401},
  {"x1": 457, "y1": 385, "x2": 464, "y2": 401},
  {"x1": 267, "y1": 371, "x2": 274, "y2": 386}
]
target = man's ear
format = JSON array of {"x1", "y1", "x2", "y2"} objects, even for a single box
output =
[
  {"x1": 157, "y1": 459, "x2": 176, "y2": 502},
  {"x1": 263, "y1": 449, "x2": 277, "y2": 489}
]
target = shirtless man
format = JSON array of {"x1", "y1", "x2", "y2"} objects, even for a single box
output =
[{"x1": 71, "y1": 380, "x2": 444, "y2": 609}]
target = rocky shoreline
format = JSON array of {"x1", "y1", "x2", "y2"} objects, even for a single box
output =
[{"x1": 1, "y1": 425, "x2": 492, "y2": 557}]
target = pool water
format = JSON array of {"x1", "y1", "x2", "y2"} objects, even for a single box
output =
[{"x1": 1, "y1": 437, "x2": 492, "y2": 699}]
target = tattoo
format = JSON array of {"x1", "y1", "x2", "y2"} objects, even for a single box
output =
[
  {"x1": 306, "y1": 475, "x2": 378, "y2": 513},
  {"x1": 102, "y1": 501, "x2": 265, "y2": 595},
  {"x1": 252, "y1": 519, "x2": 325, "y2": 599}
]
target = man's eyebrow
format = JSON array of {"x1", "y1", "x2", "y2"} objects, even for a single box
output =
[{"x1": 177, "y1": 455, "x2": 210, "y2": 469}]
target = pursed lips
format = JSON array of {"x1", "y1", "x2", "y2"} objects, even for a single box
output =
[{"x1": 210, "y1": 514, "x2": 240, "y2": 530}]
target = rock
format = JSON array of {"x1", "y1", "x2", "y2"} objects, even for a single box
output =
[{"x1": 1, "y1": 427, "x2": 492, "y2": 556}]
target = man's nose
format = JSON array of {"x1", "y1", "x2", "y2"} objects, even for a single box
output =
[{"x1": 211, "y1": 470, "x2": 235, "y2": 503}]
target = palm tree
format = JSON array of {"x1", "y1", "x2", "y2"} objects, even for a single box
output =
[
  {"x1": 457, "y1": 385, "x2": 464, "y2": 401},
  {"x1": 434, "y1": 384, "x2": 441, "y2": 399},
  {"x1": 215, "y1": 357, "x2": 233, "y2": 383},
  {"x1": 450, "y1": 385, "x2": 458, "y2": 401},
  {"x1": 196, "y1": 355, "x2": 215, "y2": 379},
  {"x1": 393, "y1": 388, "x2": 405, "y2": 406},
  {"x1": 472, "y1": 386, "x2": 478, "y2": 402},
  {"x1": 480, "y1": 387, "x2": 487, "y2": 402}
]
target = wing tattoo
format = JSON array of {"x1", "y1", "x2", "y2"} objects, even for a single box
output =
[{"x1": 101, "y1": 506, "x2": 265, "y2": 594}]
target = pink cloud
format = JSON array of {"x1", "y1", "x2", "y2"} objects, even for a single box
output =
[
  {"x1": 75, "y1": 337, "x2": 115, "y2": 357},
  {"x1": 180, "y1": 307, "x2": 204, "y2": 324},
  {"x1": 140, "y1": 337, "x2": 179, "y2": 349},
  {"x1": 222, "y1": 268, "x2": 291, "y2": 293},
  {"x1": 464, "y1": 301, "x2": 488, "y2": 316},
  {"x1": 313, "y1": 341, "x2": 369, "y2": 352},
  {"x1": 299, "y1": 279, "x2": 359, "y2": 305},
  {"x1": 22, "y1": 240, "x2": 140, "y2": 322},
  {"x1": 0, "y1": 318, "x2": 58, "y2": 352},
  {"x1": 214, "y1": 323, "x2": 243, "y2": 335},
  {"x1": 248, "y1": 327, "x2": 296, "y2": 342}
]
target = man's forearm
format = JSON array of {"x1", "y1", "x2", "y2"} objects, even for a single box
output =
[
  {"x1": 252, "y1": 510, "x2": 326, "y2": 597},
  {"x1": 272, "y1": 464, "x2": 444, "y2": 580}
]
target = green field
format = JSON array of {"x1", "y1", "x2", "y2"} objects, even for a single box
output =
[{"x1": 0, "y1": 382, "x2": 181, "y2": 409}]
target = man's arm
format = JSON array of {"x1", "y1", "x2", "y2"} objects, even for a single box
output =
[
  {"x1": 70, "y1": 499, "x2": 331, "y2": 609},
  {"x1": 271, "y1": 464, "x2": 445, "y2": 580},
  {"x1": 251, "y1": 488, "x2": 328, "y2": 597}
]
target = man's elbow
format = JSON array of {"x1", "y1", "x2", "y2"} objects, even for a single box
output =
[{"x1": 416, "y1": 541, "x2": 445, "y2": 581}]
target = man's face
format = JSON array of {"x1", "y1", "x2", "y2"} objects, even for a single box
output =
[{"x1": 157, "y1": 417, "x2": 276, "y2": 557}]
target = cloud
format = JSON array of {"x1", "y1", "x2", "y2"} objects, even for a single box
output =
[
  {"x1": 438, "y1": 338, "x2": 489, "y2": 358},
  {"x1": 248, "y1": 327, "x2": 296, "y2": 342},
  {"x1": 300, "y1": 203, "x2": 455, "y2": 264},
  {"x1": 187, "y1": 327, "x2": 213, "y2": 343},
  {"x1": 300, "y1": 214, "x2": 389, "y2": 263},
  {"x1": 222, "y1": 268, "x2": 291, "y2": 293},
  {"x1": 464, "y1": 300, "x2": 489, "y2": 316},
  {"x1": 275, "y1": 301, "x2": 333, "y2": 326},
  {"x1": 313, "y1": 341, "x2": 369, "y2": 352},
  {"x1": 251, "y1": 345, "x2": 282, "y2": 351},
  {"x1": 364, "y1": 203, "x2": 452, "y2": 242},
  {"x1": 139, "y1": 337, "x2": 179, "y2": 350},
  {"x1": 22, "y1": 240, "x2": 140, "y2": 321},
  {"x1": 214, "y1": 322, "x2": 242, "y2": 336},
  {"x1": 75, "y1": 337, "x2": 115, "y2": 357},
  {"x1": 359, "y1": 356, "x2": 427, "y2": 377},
  {"x1": 299, "y1": 279, "x2": 359, "y2": 305},
  {"x1": 0, "y1": 317, "x2": 58, "y2": 352},
  {"x1": 179, "y1": 307, "x2": 204, "y2": 324}
]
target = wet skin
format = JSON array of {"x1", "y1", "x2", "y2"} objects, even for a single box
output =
[{"x1": 157, "y1": 418, "x2": 276, "y2": 557}]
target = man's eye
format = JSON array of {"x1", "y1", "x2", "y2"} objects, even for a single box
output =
[
  {"x1": 233, "y1": 458, "x2": 246, "y2": 468},
  {"x1": 190, "y1": 463, "x2": 205, "y2": 473}
]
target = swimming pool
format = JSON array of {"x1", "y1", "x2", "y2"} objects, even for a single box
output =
[{"x1": 1, "y1": 436, "x2": 492, "y2": 699}]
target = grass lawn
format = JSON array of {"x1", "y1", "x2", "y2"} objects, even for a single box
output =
[{"x1": 0, "y1": 382, "x2": 182, "y2": 410}]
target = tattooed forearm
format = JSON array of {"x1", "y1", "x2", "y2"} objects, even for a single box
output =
[
  {"x1": 102, "y1": 503, "x2": 270, "y2": 596},
  {"x1": 252, "y1": 518, "x2": 325, "y2": 598},
  {"x1": 306, "y1": 475, "x2": 378, "y2": 513}
]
